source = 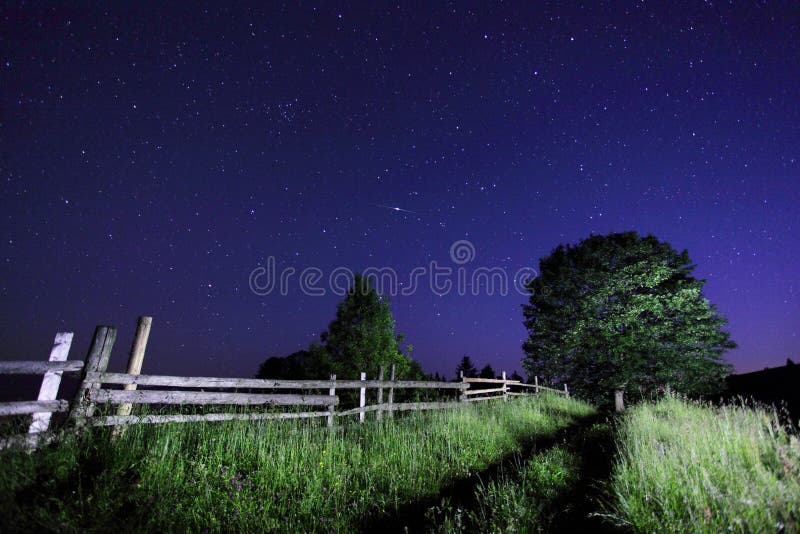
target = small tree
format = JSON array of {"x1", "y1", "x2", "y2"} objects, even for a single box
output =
[
  {"x1": 321, "y1": 274, "x2": 413, "y2": 379},
  {"x1": 522, "y1": 231, "x2": 735, "y2": 409},
  {"x1": 455, "y1": 355, "x2": 478, "y2": 379},
  {"x1": 479, "y1": 364, "x2": 496, "y2": 379}
]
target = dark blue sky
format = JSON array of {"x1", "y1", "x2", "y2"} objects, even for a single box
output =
[{"x1": 1, "y1": 2, "x2": 797, "y2": 380}]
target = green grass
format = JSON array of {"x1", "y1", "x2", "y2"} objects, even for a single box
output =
[
  {"x1": 607, "y1": 393, "x2": 800, "y2": 533},
  {"x1": 471, "y1": 446, "x2": 579, "y2": 530},
  {"x1": 431, "y1": 445, "x2": 581, "y2": 533},
  {"x1": 0, "y1": 394, "x2": 594, "y2": 532},
  {"x1": 431, "y1": 419, "x2": 612, "y2": 533}
]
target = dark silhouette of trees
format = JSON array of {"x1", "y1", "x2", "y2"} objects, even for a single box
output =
[
  {"x1": 256, "y1": 345, "x2": 330, "y2": 379},
  {"x1": 479, "y1": 364, "x2": 496, "y2": 379},
  {"x1": 455, "y1": 355, "x2": 478, "y2": 379},
  {"x1": 256, "y1": 274, "x2": 421, "y2": 380}
]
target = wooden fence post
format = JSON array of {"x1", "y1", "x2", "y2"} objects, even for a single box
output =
[
  {"x1": 116, "y1": 317, "x2": 152, "y2": 420},
  {"x1": 70, "y1": 326, "x2": 117, "y2": 428},
  {"x1": 358, "y1": 371, "x2": 366, "y2": 424},
  {"x1": 501, "y1": 371, "x2": 508, "y2": 402},
  {"x1": 564, "y1": 383, "x2": 569, "y2": 398},
  {"x1": 327, "y1": 374, "x2": 336, "y2": 427},
  {"x1": 387, "y1": 364, "x2": 395, "y2": 419},
  {"x1": 534, "y1": 375, "x2": 539, "y2": 394},
  {"x1": 615, "y1": 389, "x2": 624, "y2": 412},
  {"x1": 376, "y1": 366, "x2": 384, "y2": 421},
  {"x1": 459, "y1": 371, "x2": 467, "y2": 402},
  {"x1": 28, "y1": 332, "x2": 74, "y2": 434}
]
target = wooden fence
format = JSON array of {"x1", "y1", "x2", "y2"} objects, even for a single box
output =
[
  {"x1": 0, "y1": 317, "x2": 569, "y2": 450},
  {"x1": 0, "y1": 332, "x2": 80, "y2": 450}
]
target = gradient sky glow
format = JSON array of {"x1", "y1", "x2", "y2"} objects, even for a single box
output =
[{"x1": 1, "y1": 3, "x2": 798, "y2": 380}]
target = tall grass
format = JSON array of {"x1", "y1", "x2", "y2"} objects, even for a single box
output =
[
  {"x1": 0, "y1": 394, "x2": 593, "y2": 532},
  {"x1": 433, "y1": 419, "x2": 611, "y2": 533},
  {"x1": 431, "y1": 445, "x2": 581, "y2": 533},
  {"x1": 608, "y1": 393, "x2": 800, "y2": 532}
]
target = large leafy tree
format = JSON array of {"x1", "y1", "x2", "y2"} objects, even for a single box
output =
[
  {"x1": 522, "y1": 231, "x2": 735, "y2": 408},
  {"x1": 321, "y1": 274, "x2": 414, "y2": 379}
]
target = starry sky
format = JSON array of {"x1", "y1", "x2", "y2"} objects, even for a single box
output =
[{"x1": 1, "y1": 2, "x2": 798, "y2": 382}]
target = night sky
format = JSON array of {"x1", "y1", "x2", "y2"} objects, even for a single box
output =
[{"x1": 1, "y1": 3, "x2": 798, "y2": 381}]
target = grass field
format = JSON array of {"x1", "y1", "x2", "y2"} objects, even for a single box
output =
[
  {"x1": 607, "y1": 393, "x2": 800, "y2": 532},
  {"x1": 0, "y1": 394, "x2": 594, "y2": 532}
]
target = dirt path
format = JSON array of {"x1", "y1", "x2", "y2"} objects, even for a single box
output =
[
  {"x1": 360, "y1": 411, "x2": 621, "y2": 533},
  {"x1": 548, "y1": 412, "x2": 621, "y2": 533}
]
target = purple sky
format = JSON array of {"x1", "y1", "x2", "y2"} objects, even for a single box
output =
[{"x1": 1, "y1": 3, "x2": 798, "y2": 380}]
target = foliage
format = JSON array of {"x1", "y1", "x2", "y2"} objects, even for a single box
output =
[
  {"x1": 405, "y1": 358, "x2": 429, "y2": 381},
  {"x1": 455, "y1": 355, "x2": 478, "y2": 380},
  {"x1": 0, "y1": 396, "x2": 594, "y2": 532},
  {"x1": 607, "y1": 393, "x2": 800, "y2": 532},
  {"x1": 479, "y1": 364, "x2": 496, "y2": 379},
  {"x1": 522, "y1": 231, "x2": 735, "y2": 405},
  {"x1": 321, "y1": 274, "x2": 414, "y2": 379},
  {"x1": 255, "y1": 274, "x2": 418, "y2": 380},
  {"x1": 256, "y1": 344, "x2": 330, "y2": 379}
]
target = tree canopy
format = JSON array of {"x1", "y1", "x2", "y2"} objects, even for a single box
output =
[
  {"x1": 256, "y1": 345, "x2": 329, "y2": 380},
  {"x1": 455, "y1": 355, "x2": 478, "y2": 379},
  {"x1": 479, "y1": 364, "x2": 496, "y2": 379},
  {"x1": 522, "y1": 231, "x2": 735, "y2": 407},
  {"x1": 321, "y1": 274, "x2": 415, "y2": 379},
  {"x1": 256, "y1": 274, "x2": 419, "y2": 380}
]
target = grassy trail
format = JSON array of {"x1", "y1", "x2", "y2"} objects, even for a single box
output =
[
  {"x1": 361, "y1": 411, "x2": 596, "y2": 532},
  {"x1": 547, "y1": 412, "x2": 618, "y2": 533},
  {"x1": 410, "y1": 410, "x2": 621, "y2": 533}
]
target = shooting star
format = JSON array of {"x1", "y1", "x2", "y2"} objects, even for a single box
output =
[{"x1": 371, "y1": 203, "x2": 416, "y2": 214}]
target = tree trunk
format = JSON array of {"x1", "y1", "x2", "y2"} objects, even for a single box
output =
[{"x1": 614, "y1": 389, "x2": 625, "y2": 412}]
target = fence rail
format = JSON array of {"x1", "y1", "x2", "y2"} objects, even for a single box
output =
[
  {"x1": 0, "y1": 361, "x2": 84, "y2": 374},
  {"x1": 1, "y1": 317, "x2": 569, "y2": 451},
  {"x1": 87, "y1": 372, "x2": 465, "y2": 390},
  {"x1": 0, "y1": 400, "x2": 71, "y2": 416},
  {"x1": 91, "y1": 411, "x2": 330, "y2": 427},
  {"x1": 88, "y1": 389, "x2": 338, "y2": 407},
  {"x1": 463, "y1": 387, "x2": 506, "y2": 396}
]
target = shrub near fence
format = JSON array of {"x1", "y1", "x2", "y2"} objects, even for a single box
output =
[{"x1": 0, "y1": 317, "x2": 569, "y2": 450}]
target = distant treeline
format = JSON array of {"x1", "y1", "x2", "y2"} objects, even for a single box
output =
[
  {"x1": 721, "y1": 359, "x2": 800, "y2": 421},
  {"x1": 258, "y1": 351, "x2": 525, "y2": 384}
]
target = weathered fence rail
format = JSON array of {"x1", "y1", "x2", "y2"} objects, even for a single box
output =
[
  {"x1": 0, "y1": 317, "x2": 569, "y2": 450},
  {"x1": 0, "y1": 361, "x2": 85, "y2": 374},
  {"x1": 88, "y1": 389, "x2": 337, "y2": 406},
  {"x1": 0, "y1": 400, "x2": 72, "y2": 416},
  {"x1": 86, "y1": 373, "x2": 465, "y2": 390}
]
